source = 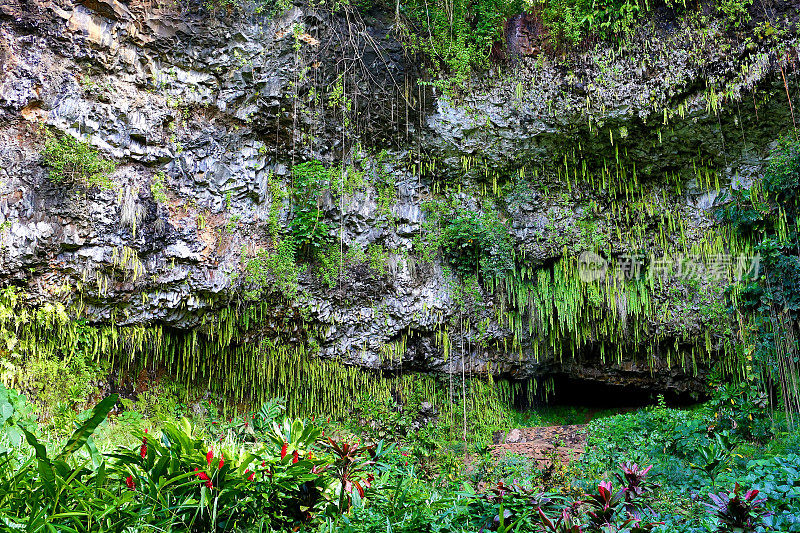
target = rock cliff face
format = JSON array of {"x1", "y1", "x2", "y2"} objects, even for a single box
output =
[{"x1": 0, "y1": 0, "x2": 798, "y2": 405}]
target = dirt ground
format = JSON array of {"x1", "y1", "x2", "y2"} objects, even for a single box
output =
[{"x1": 490, "y1": 425, "x2": 588, "y2": 469}]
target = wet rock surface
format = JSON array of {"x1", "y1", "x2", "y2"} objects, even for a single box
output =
[{"x1": 0, "y1": 0, "x2": 798, "y2": 398}]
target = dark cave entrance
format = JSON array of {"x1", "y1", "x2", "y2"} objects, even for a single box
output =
[
  {"x1": 547, "y1": 376, "x2": 703, "y2": 407},
  {"x1": 507, "y1": 375, "x2": 707, "y2": 412}
]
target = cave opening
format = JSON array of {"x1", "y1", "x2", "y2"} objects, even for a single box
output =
[
  {"x1": 547, "y1": 376, "x2": 703, "y2": 408},
  {"x1": 508, "y1": 376, "x2": 706, "y2": 412}
]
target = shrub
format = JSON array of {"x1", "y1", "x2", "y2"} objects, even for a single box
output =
[
  {"x1": 705, "y1": 483, "x2": 767, "y2": 533},
  {"x1": 42, "y1": 132, "x2": 115, "y2": 189},
  {"x1": 291, "y1": 161, "x2": 334, "y2": 256},
  {"x1": 400, "y1": 0, "x2": 526, "y2": 91},
  {"x1": 0, "y1": 384, "x2": 35, "y2": 449},
  {"x1": 150, "y1": 172, "x2": 168, "y2": 204},
  {"x1": 436, "y1": 206, "x2": 514, "y2": 281}
]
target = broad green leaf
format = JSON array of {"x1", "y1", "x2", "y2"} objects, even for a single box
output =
[
  {"x1": 1, "y1": 402, "x2": 13, "y2": 423},
  {"x1": 58, "y1": 394, "x2": 118, "y2": 461}
]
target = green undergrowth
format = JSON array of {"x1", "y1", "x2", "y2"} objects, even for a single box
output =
[
  {"x1": 2, "y1": 379, "x2": 798, "y2": 532},
  {"x1": 575, "y1": 392, "x2": 800, "y2": 532},
  {"x1": 514, "y1": 405, "x2": 633, "y2": 427}
]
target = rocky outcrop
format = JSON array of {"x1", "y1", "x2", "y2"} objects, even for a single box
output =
[{"x1": 0, "y1": 0, "x2": 798, "y2": 401}]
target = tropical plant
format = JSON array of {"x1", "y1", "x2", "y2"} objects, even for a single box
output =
[
  {"x1": 538, "y1": 508, "x2": 584, "y2": 533},
  {"x1": 42, "y1": 131, "x2": 115, "y2": 189},
  {"x1": 0, "y1": 384, "x2": 35, "y2": 449},
  {"x1": 322, "y1": 438, "x2": 393, "y2": 512},
  {"x1": 0, "y1": 394, "x2": 122, "y2": 532},
  {"x1": 110, "y1": 415, "x2": 331, "y2": 530},
  {"x1": 705, "y1": 483, "x2": 767, "y2": 532},
  {"x1": 584, "y1": 480, "x2": 626, "y2": 527},
  {"x1": 207, "y1": 397, "x2": 286, "y2": 444},
  {"x1": 690, "y1": 434, "x2": 731, "y2": 483},
  {"x1": 615, "y1": 462, "x2": 655, "y2": 512}
]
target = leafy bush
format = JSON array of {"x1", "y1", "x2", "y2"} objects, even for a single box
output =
[
  {"x1": 705, "y1": 483, "x2": 767, "y2": 533},
  {"x1": 42, "y1": 131, "x2": 115, "y2": 189},
  {"x1": 584, "y1": 480, "x2": 627, "y2": 527},
  {"x1": 425, "y1": 201, "x2": 514, "y2": 281},
  {"x1": 400, "y1": 0, "x2": 525, "y2": 91},
  {"x1": 704, "y1": 379, "x2": 772, "y2": 443},
  {"x1": 244, "y1": 238, "x2": 306, "y2": 300},
  {"x1": 291, "y1": 161, "x2": 334, "y2": 256},
  {"x1": 320, "y1": 473, "x2": 466, "y2": 533},
  {"x1": 0, "y1": 384, "x2": 35, "y2": 449}
]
